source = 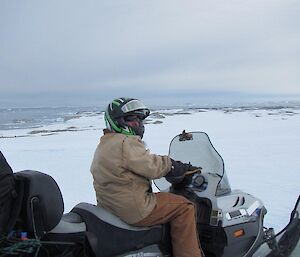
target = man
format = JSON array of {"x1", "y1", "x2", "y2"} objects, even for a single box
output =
[{"x1": 90, "y1": 97, "x2": 203, "y2": 257}]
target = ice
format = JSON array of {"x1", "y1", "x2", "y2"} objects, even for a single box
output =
[{"x1": 1, "y1": 107, "x2": 299, "y2": 234}]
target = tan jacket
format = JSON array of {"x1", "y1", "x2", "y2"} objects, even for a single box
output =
[{"x1": 90, "y1": 130, "x2": 172, "y2": 224}]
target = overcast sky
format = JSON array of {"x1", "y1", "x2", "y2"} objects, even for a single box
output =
[{"x1": 0, "y1": 0, "x2": 300, "y2": 107}]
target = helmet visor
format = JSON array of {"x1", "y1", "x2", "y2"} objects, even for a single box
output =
[
  {"x1": 121, "y1": 100, "x2": 149, "y2": 117},
  {"x1": 121, "y1": 100, "x2": 146, "y2": 113}
]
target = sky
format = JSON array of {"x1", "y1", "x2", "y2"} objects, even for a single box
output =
[{"x1": 0, "y1": 0, "x2": 300, "y2": 107}]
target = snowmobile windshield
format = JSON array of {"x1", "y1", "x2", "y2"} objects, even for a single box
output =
[{"x1": 167, "y1": 131, "x2": 231, "y2": 196}]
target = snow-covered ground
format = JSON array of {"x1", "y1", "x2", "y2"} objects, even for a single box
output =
[{"x1": 1, "y1": 107, "x2": 299, "y2": 249}]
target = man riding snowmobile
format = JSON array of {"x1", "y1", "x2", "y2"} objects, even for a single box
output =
[{"x1": 90, "y1": 97, "x2": 204, "y2": 257}]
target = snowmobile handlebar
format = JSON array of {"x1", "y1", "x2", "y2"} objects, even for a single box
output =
[{"x1": 185, "y1": 168, "x2": 202, "y2": 176}]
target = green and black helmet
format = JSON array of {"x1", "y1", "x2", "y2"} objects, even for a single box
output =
[{"x1": 104, "y1": 97, "x2": 150, "y2": 138}]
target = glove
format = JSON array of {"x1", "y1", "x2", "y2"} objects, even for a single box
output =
[{"x1": 165, "y1": 159, "x2": 200, "y2": 184}]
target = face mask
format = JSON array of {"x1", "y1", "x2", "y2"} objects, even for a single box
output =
[{"x1": 124, "y1": 116, "x2": 145, "y2": 138}]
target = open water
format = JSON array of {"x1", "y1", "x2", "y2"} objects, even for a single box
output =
[
  {"x1": 0, "y1": 106, "x2": 101, "y2": 130},
  {"x1": 1, "y1": 100, "x2": 300, "y2": 131}
]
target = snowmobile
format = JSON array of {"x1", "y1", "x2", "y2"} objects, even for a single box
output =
[{"x1": 1, "y1": 131, "x2": 299, "y2": 257}]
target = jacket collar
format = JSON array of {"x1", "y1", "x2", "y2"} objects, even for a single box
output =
[{"x1": 103, "y1": 129, "x2": 114, "y2": 135}]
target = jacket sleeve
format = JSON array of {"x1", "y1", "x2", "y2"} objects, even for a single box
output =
[{"x1": 122, "y1": 137, "x2": 172, "y2": 179}]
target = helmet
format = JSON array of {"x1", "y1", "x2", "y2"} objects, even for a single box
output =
[{"x1": 104, "y1": 97, "x2": 150, "y2": 138}]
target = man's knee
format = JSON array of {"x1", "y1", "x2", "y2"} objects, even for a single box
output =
[
  {"x1": 183, "y1": 201, "x2": 196, "y2": 216},
  {"x1": 187, "y1": 201, "x2": 196, "y2": 210}
]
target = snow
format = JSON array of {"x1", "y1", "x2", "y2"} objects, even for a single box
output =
[{"x1": 1, "y1": 107, "x2": 300, "y2": 236}]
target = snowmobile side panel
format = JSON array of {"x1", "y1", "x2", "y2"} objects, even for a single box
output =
[{"x1": 223, "y1": 219, "x2": 260, "y2": 257}]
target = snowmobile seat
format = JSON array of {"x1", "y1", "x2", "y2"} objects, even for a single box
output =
[
  {"x1": 73, "y1": 202, "x2": 161, "y2": 231},
  {"x1": 14, "y1": 170, "x2": 89, "y2": 246},
  {"x1": 49, "y1": 212, "x2": 86, "y2": 234},
  {"x1": 72, "y1": 202, "x2": 169, "y2": 257},
  {"x1": 46, "y1": 211, "x2": 88, "y2": 243},
  {"x1": 14, "y1": 170, "x2": 77, "y2": 238}
]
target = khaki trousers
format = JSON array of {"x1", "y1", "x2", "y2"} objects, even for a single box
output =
[{"x1": 134, "y1": 192, "x2": 204, "y2": 257}]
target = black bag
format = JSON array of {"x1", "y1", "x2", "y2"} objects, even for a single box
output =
[{"x1": 0, "y1": 151, "x2": 18, "y2": 236}]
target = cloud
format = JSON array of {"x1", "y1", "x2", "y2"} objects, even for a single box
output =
[{"x1": 0, "y1": 0, "x2": 299, "y2": 105}]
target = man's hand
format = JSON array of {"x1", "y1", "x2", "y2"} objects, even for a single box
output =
[{"x1": 165, "y1": 159, "x2": 201, "y2": 184}]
